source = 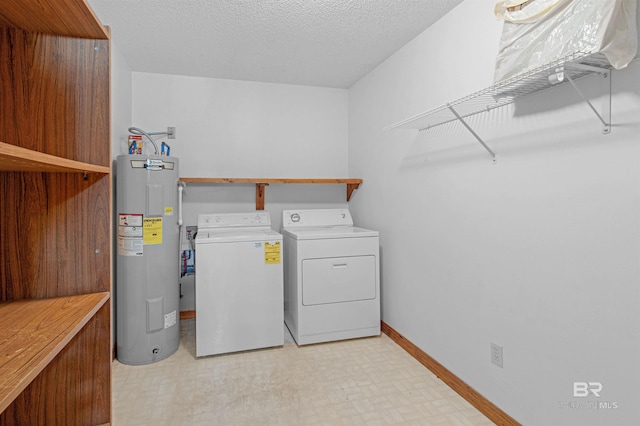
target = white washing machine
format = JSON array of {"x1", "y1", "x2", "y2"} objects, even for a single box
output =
[
  {"x1": 195, "y1": 212, "x2": 283, "y2": 357},
  {"x1": 281, "y1": 208, "x2": 380, "y2": 345}
]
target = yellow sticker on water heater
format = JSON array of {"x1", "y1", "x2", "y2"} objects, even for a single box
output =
[
  {"x1": 264, "y1": 242, "x2": 281, "y2": 264},
  {"x1": 143, "y1": 217, "x2": 163, "y2": 245}
]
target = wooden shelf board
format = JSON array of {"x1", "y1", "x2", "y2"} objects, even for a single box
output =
[
  {"x1": 0, "y1": 0, "x2": 109, "y2": 39},
  {"x1": 179, "y1": 177, "x2": 362, "y2": 184},
  {"x1": 0, "y1": 142, "x2": 109, "y2": 174},
  {"x1": 0, "y1": 292, "x2": 110, "y2": 413},
  {"x1": 179, "y1": 177, "x2": 363, "y2": 210}
]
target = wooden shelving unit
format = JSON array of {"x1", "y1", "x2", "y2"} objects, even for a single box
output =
[
  {"x1": 0, "y1": 0, "x2": 109, "y2": 39},
  {"x1": 0, "y1": 142, "x2": 110, "y2": 174},
  {"x1": 0, "y1": 293, "x2": 109, "y2": 413},
  {"x1": 179, "y1": 177, "x2": 363, "y2": 210},
  {"x1": 0, "y1": 0, "x2": 112, "y2": 424}
]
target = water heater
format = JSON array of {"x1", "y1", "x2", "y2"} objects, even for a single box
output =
[{"x1": 116, "y1": 154, "x2": 180, "y2": 365}]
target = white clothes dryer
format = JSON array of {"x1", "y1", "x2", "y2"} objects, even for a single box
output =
[
  {"x1": 281, "y1": 208, "x2": 380, "y2": 345},
  {"x1": 195, "y1": 212, "x2": 283, "y2": 357}
]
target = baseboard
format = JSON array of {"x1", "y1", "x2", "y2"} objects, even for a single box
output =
[
  {"x1": 180, "y1": 310, "x2": 196, "y2": 320},
  {"x1": 381, "y1": 321, "x2": 520, "y2": 426}
]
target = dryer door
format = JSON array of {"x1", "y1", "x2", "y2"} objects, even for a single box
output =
[{"x1": 302, "y1": 255, "x2": 376, "y2": 306}]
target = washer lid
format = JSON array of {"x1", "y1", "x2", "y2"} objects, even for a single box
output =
[
  {"x1": 196, "y1": 227, "x2": 282, "y2": 243},
  {"x1": 281, "y1": 225, "x2": 378, "y2": 240}
]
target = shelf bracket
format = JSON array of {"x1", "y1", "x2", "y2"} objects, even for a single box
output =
[
  {"x1": 255, "y1": 183, "x2": 268, "y2": 210},
  {"x1": 563, "y1": 67, "x2": 611, "y2": 134},
  {"x1": 346, "y1": 183, "x2": 360, "y2": 201},
  {"x1": 447, "y1": 105, "x2": 497, "y2": 163}
]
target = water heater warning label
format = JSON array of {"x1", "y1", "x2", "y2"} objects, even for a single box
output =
[
  {"x1": 143, "y1": 217, "x2": 163, "y2": 245},
  {"x1": 118, "y1": 213, "x2": 144, "y2": 256},
  {"x1": 264, "y1": 241, "x2": 281, "y2": 264},
  {"x1": 119, "y1": 213, "x2": 143, "y2": 227}
]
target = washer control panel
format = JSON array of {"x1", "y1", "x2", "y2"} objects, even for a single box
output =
[{"x1": 198, "y1": 212, "x2": 271, "y2": 229}]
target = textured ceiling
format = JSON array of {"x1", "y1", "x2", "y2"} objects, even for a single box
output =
[{"x1": 87, "y1": 0, "x2": 463, "y2": 88}]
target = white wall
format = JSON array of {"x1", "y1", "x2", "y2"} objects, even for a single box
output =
[
  {"x1": 348, "y1": 1, "x2": 640, "y2": 425},
  {"x1": 110, "y1": 43, "x2": 133, "y2": 161},
  {"x1": 130, "y1": 71, "x2": 350, "y2": 228},
  {"x1": 130, "y1": 73, "x2": 348, "y2": 175},
  {"x1": 130, "y1": 73, "x2": 350, "y2": 309}
]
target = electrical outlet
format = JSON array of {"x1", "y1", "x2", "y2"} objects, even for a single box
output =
[{"x1": 491, "y1": 342, "x2": 503, "y2": 368}]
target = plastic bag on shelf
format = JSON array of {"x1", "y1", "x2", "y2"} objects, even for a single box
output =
[
  {"x1": 493, "y1": 0, "x2": 637, "y2": 83},
  {"x1": 494, "y1": 0, "x2": 573, "y2": 23}
]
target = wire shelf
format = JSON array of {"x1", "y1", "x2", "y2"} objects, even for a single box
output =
[{"x1": 384, "y1": 51, "x2": 612, "y2": 132}]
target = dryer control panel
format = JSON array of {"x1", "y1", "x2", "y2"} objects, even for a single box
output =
[{"x1": 282, "y1": 209, "x2": 353, "y2": 228}]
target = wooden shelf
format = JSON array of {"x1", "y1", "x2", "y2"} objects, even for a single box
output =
[
  {"x1": 179, "y1": 177, "x2": 363, "y2": 210},
  {"x1": 0, "y1": 142, "x2": 110, "y2": 174},
  {"x1": 0, "y1": 292, "x2": 110, "y2": 413},
  {"x1": 0, "y1": 0, "x2": 109, "y2": 39}
]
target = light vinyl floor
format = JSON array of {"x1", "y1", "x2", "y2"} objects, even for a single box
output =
[{"x1": 113, "y1": 320, "x2": 494, "y2": 425}]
